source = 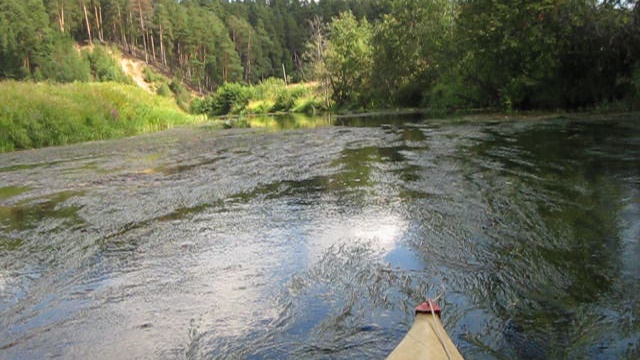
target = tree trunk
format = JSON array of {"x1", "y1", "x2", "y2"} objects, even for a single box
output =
[
  {"x1": 150, "y1": 30, "x2": 156, "y2": 62},
  {"x1": 245, "y1": 33, "x2": 252, "y2": 83},
  {"x1": 58, "y1": 2, "x2": 65, "y2": 33},
  {"x1": 94, "y1": 3, "x2": 104, "y2": 42},
  {"x1": 112, "y1": 17, "x2": 116, "y2": 42},
  {"x1": 159, "y1": 24, "x2": 166, "y2": 66},
  {"x1": 223, "y1": 53, "x2": 228, "y2": 83},
  {"x1": 138, "y1": 0, "x2": 148, "y2": 63},
  {"x1": 200, "y1": 47, "x2": 206, "y2": 92},
  {"x1": 128, "y1": 11, "x2": 135, "y2": 51},
  {"x1": 294, "y1": 52, "x2": 304, "y2": 80},
  {"x1": 117, "y1": 4, "x2": 128, "y2": 51},
  {"x1": 83, "y1": 2, "x2": 93, "y2": 44},
  {"x1": 282, "y1": 63, "x2": 287, "y2": 86},
  {"x1": 177, "y1": 42, "x2": 182, "y2": 68}
]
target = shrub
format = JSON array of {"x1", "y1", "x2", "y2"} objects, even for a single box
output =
[
  {"x1": 169, "y1": 80, "x2": 191, "y2": 110},
  {"x1": 143, "y1": 66, "x2": 163, "y2": 83},
  {"x1": 156, "y1": 82, "x2": 172, "y2": 97},
  {"x1": 273, "y1": 85, "x2": 308, "y2": 112},
  {"x1": 292, "y1": 96, "x2": 323, "y2": 114},
  {"x1": 189, "y1": 97, "x2": 212, "y2": 114},
  {"x1": 207, "y1": 83, "x2": 253, "y2": 115},
  {"x1": 40, "y1": 36, "x2": 91, "y2": 83},
  {"x1": 273, "y1": 91, "x2": 295, "y2": 112},
  {"x1": 85, "y1": 46, "x2": 130, "y2": 83},
  {"x1": 246, "y1": 100, "x2": 275, "y2": 114},
  {"x1": 254, "y1": 78, "x2": 287, "y2": 99},
  {"x1": 428, "y1": 71, "x2": 475, "y2": 112},
  {"x1": 195, "y1": 80, "x2": 322, "y2": 116}
]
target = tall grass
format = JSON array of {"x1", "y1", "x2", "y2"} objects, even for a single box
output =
[{"x1": 0, "y1": 81, "x2": 199, "y2": 152}]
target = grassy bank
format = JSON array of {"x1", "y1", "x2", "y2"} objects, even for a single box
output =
[{"x1": 0, "y1": 81, "x2": 200, "y2": 152}]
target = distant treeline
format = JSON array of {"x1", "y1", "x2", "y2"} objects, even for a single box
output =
[
  {"x1": 1, "y1": 0, "x2": 639, "y2": 111},
  {"x1": 317, "y1": 0, "x2": 640, "y2": 110},
  {"x1": 0, "y1": 0, "x2": 384, "y2": 89}
]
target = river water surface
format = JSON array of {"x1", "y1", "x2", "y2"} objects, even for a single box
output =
[{"x1": 1, "y1": 113, "x2": 639, "y2": 359}]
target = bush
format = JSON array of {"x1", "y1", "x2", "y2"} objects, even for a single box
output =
[
  {"x1": 273, "y1": 85, "x2": 308, "y2": 112},
  {"x1": 194, "y1": 80, "x2": 322, "y2": 116},
  {"x1": 207, "y1": 83, "x2": 254, "y2": 115},
  {"x1": 428, "y1": 71, "x2": 475, "y2": 112},
  {"x1": 40, "y1": 36, "x2": 91, "y2": 83},
  {"x1": 85, "y1": 46, "x2": 130, "y2": 83},
  {"x1": 169, "y1": 80, "x2": 191, "y2": 110},
  {"x1": 292, "y1": 96, "x2": 323, "y2": 114},
  {"x1": 189, "y1": 97, "x2": 212, "y2": 114},
  {"x1": 254, "y1": 78, "x2": 287, "y2": 99},
  {"x1": 246, "y1": 100, "x2": 275, "y2": 114},
  {"x1": 273, "y1": 91, "x2": 295, "y2": 112},
  {"x1": 143, "y1": 66, "x2": 163, "y2": 83},
  {"x1": 156, "y1": 82, "x2": 172, "y2": 97}
]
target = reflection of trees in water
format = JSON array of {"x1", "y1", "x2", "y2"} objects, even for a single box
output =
[{"x1": 454, "y1": 118, "x2": 639, "y2": 358}]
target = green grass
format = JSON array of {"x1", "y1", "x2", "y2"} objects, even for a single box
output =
[{"x1": 0, "y1": 81, "x2": 201, "y2": 152}]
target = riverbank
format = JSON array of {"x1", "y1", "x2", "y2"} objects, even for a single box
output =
[
  {"x1": 2, "y1": 79, "x2": 635, "y2": 154},
  {"x1": 0, "y1": 81, "x2": 202, "y2": 153}
]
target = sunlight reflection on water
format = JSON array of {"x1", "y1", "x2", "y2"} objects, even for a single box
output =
[{"x1": 0, "y1": 113, "x2": 639, "y2": 359}]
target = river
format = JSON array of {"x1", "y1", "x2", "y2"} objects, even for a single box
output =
[{"x1": 1, "y1": 113, "x2": 639, "y2": 359}]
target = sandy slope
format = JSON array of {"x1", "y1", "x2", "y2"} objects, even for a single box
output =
[{"x1": 119, "y1": 56, "x2": 153, "y2": 93}]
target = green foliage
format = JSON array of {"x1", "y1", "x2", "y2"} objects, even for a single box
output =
[
  {"x1": 428, "y1": 70, "x2": 473, "y2": 112},
  {"x1": 291, "y1": 96, "x2": 324, "y2": 115},
  {"x1": 85, "y1": 46, "x2": 130, "y2": 83},
  {"x1": 325, "y1": 12, "x2": 373, "y2": 108},
  {"x1": 633, "y1": 62, "x2": 640, "y2": 109},
  {"x1": 156, "y1": 83, "x2": 172, "y2": 97},
  {"x1": 0, "y1": 81, "x2": 198, "y2": 152},
  {"x1": 143, "y1": 67, "x2": 163, "y2": 83},
  {"x1": 273, "y1": 85, "x2": 308, "y2": 112},
  {"x1": 253, "y1": 78, "x2": 288, "y2": 99},
  {"x1": 189, "y1": 80, "x2": 322, "y2": 116},
  {"x1": 189, "y1": 97, "x2": 209, "y2": 115},
  {"x1": 0, "y1": 0, "x2": 52, "y2": 79},
  {"x1": 246, "y1": 100, "x2": 275, "y2": 114},
  {"x1": 40, "y1": 36, "x2": 91, "y2": 83},
  {"x1": 371, "y1": 0, "x2": 456, "y2": 107},
  {"x1": 456, "y1": 0, "x2": 637, "y2": 110},
  {"x1": 206, "y1": 83, "x2": 254, "y2": 116},
  {"x1": 169, "y1": 80, "x2": 191, "y2": 110}
]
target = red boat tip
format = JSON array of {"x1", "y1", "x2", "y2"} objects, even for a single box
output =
[{"x1": 415, "y1": 300, "x2": 442, "y2": 316}]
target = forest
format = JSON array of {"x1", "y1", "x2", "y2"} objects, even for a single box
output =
[{"x1": 1, "y1": 0, "x2": 640, "y2": 112}]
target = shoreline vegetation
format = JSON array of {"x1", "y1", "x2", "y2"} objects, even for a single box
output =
[
  {"x1": 1, "y1": 77, "x2": 638, "y2": 154},
  {"x1": 0, "y1": 81, "x2": 201, "y2": 153}
]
